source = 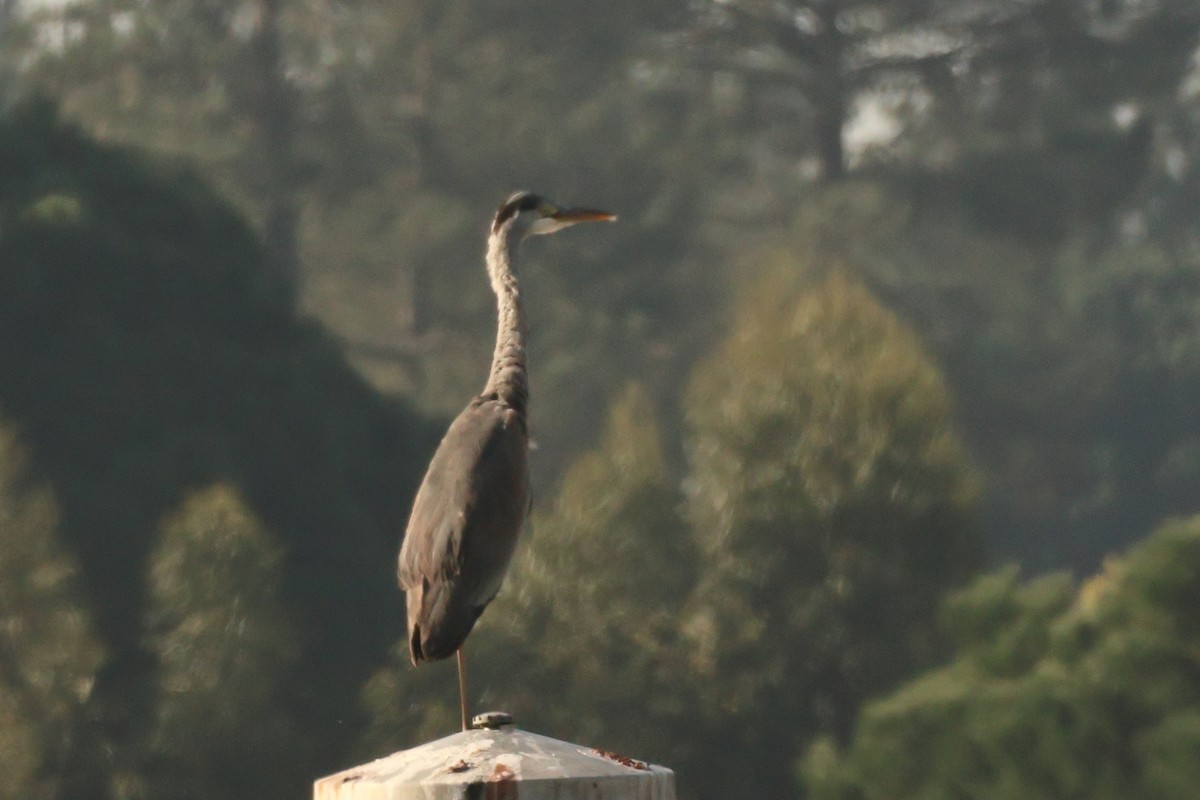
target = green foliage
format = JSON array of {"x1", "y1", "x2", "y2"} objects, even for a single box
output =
[
  {"x1": 362, "y1": 277, "x2": 983, "y2": 800},
  {"x1": 3, "y1": 3, "x2": 1200, "y2": 799},
  {"x1": 773, "y1": 180, "x2": 1200, "y2": 571},
  {"x1": 17, "y1": 0, "x2": 713, "y2": 489},
  {"x1": 144, "y1": 485, "x2": 301, "y2": 800},
  {"x1": 307, "y1": 0, "x2": 711, "y2": 483},
  {"x1": 682, "y1": 271, "x2": 981, "y2": 798},
  {"x1": 13, "y1": 0, "x2": 1200, "y2": 578},
  {"x1": 804, "y1": 515, "x2": 1200, "y2": 800},
  {"x1": 682, "y1": 0, "x2": 956, "y2": 182},
  {"x1": 928, "y1": 1, "x2": 1196, "y2": 240},
  {"x1": 498, "y1": 383, "x2": 695, "y2": 751},
  {"x1": 938, "y1": 567, "x2": 1075, "y2": 677},
  {"x1": 0, "y1": 416, "x2": 105, "y2": 800},
  {"x1": 0, "y1": 102, "x2": 437, "y2": 795},
  {"x1": 675, "y1": 0, "x2": 1200, "y2": 577}
]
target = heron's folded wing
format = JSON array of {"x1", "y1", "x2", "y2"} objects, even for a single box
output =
[{"x1": 398, "y1": 398, "x2": 529, "y2": 604}]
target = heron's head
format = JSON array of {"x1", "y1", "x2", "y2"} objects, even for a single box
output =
[{"x1": 491, "y1": 191, "x2": 616, "y2": 238}]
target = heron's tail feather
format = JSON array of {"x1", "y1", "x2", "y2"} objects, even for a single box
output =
[{"x1": 407, "y1": 579, "x2": 484, "y2": 665}]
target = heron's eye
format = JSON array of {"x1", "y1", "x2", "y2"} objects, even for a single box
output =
[{"x1": 538, "y1": 204, "x2": 558, "y2": 217}]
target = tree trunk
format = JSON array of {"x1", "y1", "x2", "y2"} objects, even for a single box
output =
[
  {"x1": 250, "y1": 0, "x2": 302, "y2": 310},
  {"x1": 813, "y1": 92, "x2": 847, "y2": 183},
  {"x1": 812, "y1": 1, "x2": 847, "y2": 182}
]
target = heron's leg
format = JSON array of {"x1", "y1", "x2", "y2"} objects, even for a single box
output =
[{"x1": 457, "y1": 646, "x2": 469, "y2": 732}]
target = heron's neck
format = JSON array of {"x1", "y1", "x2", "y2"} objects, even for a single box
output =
[{"x1": 482, "y1": 226, "x2": 528, "y2": 413}]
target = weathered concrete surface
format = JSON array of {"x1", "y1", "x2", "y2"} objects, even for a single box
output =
[{"x1": 314, "y1": 727, "x2": 675, "y2": 800}]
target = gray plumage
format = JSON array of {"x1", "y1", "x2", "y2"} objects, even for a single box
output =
[
  {"x1": 399, "y1": 397, "x2": 529, "y2": 662},
  {"x1": 398, "y1": 192, "x2": 615, "y2": 675}
]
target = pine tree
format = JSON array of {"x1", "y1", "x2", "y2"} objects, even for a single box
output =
[
  {"x1": 144, "y1": 485, "x2": 301, "y2": 800},
  {"x1": 682, "y1": 271, "x2": 981, "y2": 798},
  {"x1": 804, "y1": 514, "x2": 1200, "y2": 800},
  {"x1": 0, "y1": 418, "x2": 105, "y2": 800}
]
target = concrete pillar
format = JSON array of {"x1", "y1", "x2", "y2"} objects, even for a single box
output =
[{"x1": 314, "y1": 712, "x2": 675, "y2": 800}]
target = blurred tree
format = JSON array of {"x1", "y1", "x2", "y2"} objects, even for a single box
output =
[
  {"x1": 19, "y1": 0, "x2": 350, "y2": 306},
  {"x1": 682, "y1": 270, "x2": 981, "y2": 799},
  {"x1": 292, "y1": 0, "x2": 712, "y2": 486},
  {"x1": 13, "y1": 0, "x2": 712, "y2": 487},
  {"x1": 495, "y1": 383, "x2": 695, "y2": 754},
  {"x1": 361, "y1": 383, "x2": 696, "y2": 766},
  {"x1": 1050, "y1": 241, "x2": 1200, "y2": 559},
  {"x1": 675, "y1": 0, "x2": 1200, "y2": 235},
  {"x1": 0, "y1": 0, "x2": 25, "y2": 103},
  {"x1": 654, "y1": 0, "x2": 1200, "y2": 575},
  {"x1": 778, "y1": 183, "x2": 1117, "y2": 569},
  {"x1": 0, "y1": 102, "x2": 436, "y2": 795},
  {"x1": 1144, "y1": 54, "x2": 1200, "y2": 246},
  {"x1": 765, "y1": 179, "x2": 1200, "y2": 572},
  {"x1": 916, "y1": 0, "x2": 1199, "y2": 242},
  {"x1": 143, "y1": 485, "x2": 301, "y2": 800},
  {"x1": 680, "y1": 0, "x2": 960, "y2": 183},
  {"x1": 804, "y1": 514, "x2": 1200, "y2": 800},
  {"x1": 0, "y1": 417, "x2": 106, "y2": 800}
]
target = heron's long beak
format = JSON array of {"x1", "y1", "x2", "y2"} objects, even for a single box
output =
[{"x1": 551, "y1": 208, "x2": 618, "y2": 224}]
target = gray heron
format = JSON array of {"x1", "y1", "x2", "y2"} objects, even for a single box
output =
[{"x1": 398, "y1": 191, "x2": 616, "y2": 730}]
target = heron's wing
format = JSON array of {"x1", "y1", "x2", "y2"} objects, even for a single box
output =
[{"x1": 398, "y1": 397, "x2": 530, "y2": 607}]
